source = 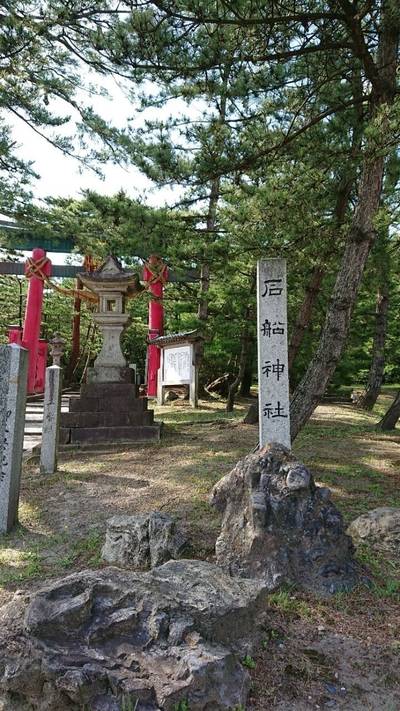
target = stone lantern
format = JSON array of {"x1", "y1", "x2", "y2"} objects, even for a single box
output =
[
  {"x1": 59, "y1": 256, "x2": 161, "y2": 446},
  {"x1": 49, "y1": 333, "x2": 66, "y2": 366},
  {"x1": 79, "y1": 256, "x2": 141, "y2": 383}
]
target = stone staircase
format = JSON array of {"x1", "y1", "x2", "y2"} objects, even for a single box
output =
[
  {"x1": 24, "y1": 395, "x2": 70, "y2": 451},
  {"x1": 59, "y1": 382, "x2": 161, "y2": 446}
]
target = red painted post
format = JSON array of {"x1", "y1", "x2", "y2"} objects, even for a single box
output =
[
  {"x1": 7, "y1": 325, "x2": 23, "y2": 345},
  {"x1": 143, "y1": 255, "x2": 168, "y2": 397},
  {"x1": 35, "y1": 339, "x2": 48, "y2": 393},
  {"x1": 22, "y1": 248, "x2": 52, "y2": 394}
]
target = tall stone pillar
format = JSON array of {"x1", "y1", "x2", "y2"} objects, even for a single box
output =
[
  {"x1": 40, "y1": 365, "x2": 62, "y2": 475},
  {"x1": 0, "y1": 344, "x2": 28, "y2": 533}
]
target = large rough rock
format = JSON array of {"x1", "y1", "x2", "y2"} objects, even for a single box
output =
[
  {"x1": 0, "y1": 560, "x2": 267, "y2": 711},
  {"x1": 101, "y1": 512, "x2": 188, "y2": 569},
  {"x1": 347, "y1": 507, "x2": 400, "y2": 553},
  {"x1": 211, "y1": 443, "x2": 363, "y2": 596}
]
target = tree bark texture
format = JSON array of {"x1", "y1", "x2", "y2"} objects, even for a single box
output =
[
  {"x1": 288, "y1": 266, "x2": 324, "y2": 374},
  {"x1": 376, "y1": 390, "x2": 400, "y2": 431},
  {"x1": 239, "y1": 339, "x2": 256, "y2": 397},
  {"x1": 357, "y1": 278, "x2": 389, "y2": 410}
]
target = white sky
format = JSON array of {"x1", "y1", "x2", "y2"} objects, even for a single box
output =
[
  {"x1": 3, "y1": 73, "x2": 207, "y2": 263},
  {"x1": 10, "y1": 74, "x2": 191, "y2": 208}
]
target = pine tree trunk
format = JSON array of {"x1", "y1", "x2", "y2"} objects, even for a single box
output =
[
  {"x1": 290, "y1": 6, "x2": 399, "y2": 441},
  {"x1": 239, "y1": 340, "x2": 256, "y2": 397},
  {"x1": 288, "y1": 266, "x2": 324, "y2": 373},
  {"x1": 226, "y1": 319, "x2": 250, "y2": 412},
  {"x1": 196, "y1": 85, "x2": 227, "y2": 372},
  {"x1": 357, "y1": 281, "x2": 389, "y2": 410},
  {"x1": 227, "y1": 273, "x2": 256, "y2": 411},
  {"x1": 376, "y1": 390, "x2": 400, "y2": 431},
  {"x1": 65, "y1": 277, "x2": 82, "y2": 383},
  {"x1": 288, "y1": 127, "x2": 360, "y2": 378},
  {"x1": 290, "y1": 155, "x2": 385, "y2": 440},
  {"x1": 196, "y1": 177, "x2": 220, "y2": 385}
]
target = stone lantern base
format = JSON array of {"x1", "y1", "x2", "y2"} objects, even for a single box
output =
[
  {"x1": 59, "y1": 381, "x2": 161, "y2": 446},
  {"x1": 87, "y1": 365, "x2": 133, "y2": 384}
]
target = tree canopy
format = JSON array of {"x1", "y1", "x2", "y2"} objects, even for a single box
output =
[{"x1": 1, "y1": 0, "x2": 399, "y2": 433}]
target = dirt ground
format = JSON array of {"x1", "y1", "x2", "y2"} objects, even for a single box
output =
[{"x1": 1, "y1": 395, "x2": 399, "y2": 710}]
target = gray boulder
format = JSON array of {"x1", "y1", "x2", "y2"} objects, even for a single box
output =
[
  {"x1": 347, "y1": 507, "x2": 400, "y2": 553},
  {"x1": 0, "y1": 560, "x2": 267, "y2": 711},
  {"x1": 211, "y1": 443, "x2": 363, "y2": 596},
  {"x1": 101, "y1": 512, "x2": 188, "y2": 569}
]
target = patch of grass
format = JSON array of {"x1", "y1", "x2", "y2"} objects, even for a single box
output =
[
  {"x1": 173, "y1": 701, "x2": 190, "y2": 711},
  {"x1": 267, "y1": 589, "x2": 313, "y2": 618},
  {"x1": 56, "y1": 528, "x2": 103, "y2": 571},
  {"x1": 0, "y1": 547, "x2": 43, "y2": 585},
  {"x1": 121, "y1": 696, "x2": 139, "y2": 711},
  {"x1": 17, "y1": 500, "x2": 42, "y2": 527},
  {"x1": 242, "y1": 654, "x2": 256, "y2": 669},
  {"x1": 371, "y1": 579, "x2": 400, "y2": 600},
  {"x1": 356, "y1": 543, "x2": 400, "y2": 587},
  {"x1": 154, "y1": 398, "x2": 246, "y2": 426}
]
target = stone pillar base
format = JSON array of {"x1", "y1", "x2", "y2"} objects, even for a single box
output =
[
  {"x1": 87, "y1": 366, "x2": 133, "y2": 384},
  {"x1": 60, "y1": 382, "x2": 161, "y2": 446}
]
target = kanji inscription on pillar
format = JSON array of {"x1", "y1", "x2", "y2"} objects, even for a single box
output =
[{"x1": 257, "y1": 259, "x2": 291, "y2": 449}]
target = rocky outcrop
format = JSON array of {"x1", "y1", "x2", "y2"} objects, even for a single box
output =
[
  {"x1": 101, "y1": 512, "x2": 188, "y2": 569},
  {"x1": 347, "y1": 507, "x2": 400, "y2": 554},
  {"x1": 0, "y1": 560, "x2": 267, "y2": 711},
  {"x1": 211, "y1": 443, "x2": 363, "y2": 596}
]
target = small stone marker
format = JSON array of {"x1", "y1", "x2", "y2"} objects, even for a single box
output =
[
  {"x1": 257, "y1": 258, "x2": 290, "y2": 449},
  {"x1": 40, "y1": 365, "x2": 62, "y2": 474},
  {"x1": 0, "y1": 344, "x2": 28, "y2": 533}
]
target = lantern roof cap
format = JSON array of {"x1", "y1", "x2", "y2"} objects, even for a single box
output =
[{"x1": 78, "y1": 255, "x2": 141, "y2": 293}]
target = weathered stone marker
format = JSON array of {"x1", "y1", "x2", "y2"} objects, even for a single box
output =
[
  {"x1": 40, "y1": 365, "x2": 62, "y2": 474},
  {"x1": 0, "y1": 344, "x2": 28, "y2": 533},
  {"x1": 257, "y1": 258, "x2": 290, "y2": 449}
]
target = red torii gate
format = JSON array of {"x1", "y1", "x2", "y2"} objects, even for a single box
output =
[
  {"x1": 8, "y1": 247, "x2": 52, "y2": 394},
  {"x1": 6, "y1": 250, "x2": 96, "y2": 394},
  {"x1": 0, "y1": 225, "x2": 197, "y2": 395},
  {"x1": 4, "y1": 249, "x2": 171, "y2": 396},
  {"x1": 143, "y1": 255, "x2": 168, "y2": 397}
]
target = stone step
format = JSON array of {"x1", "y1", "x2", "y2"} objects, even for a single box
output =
[
  {"x1": 61, "y1": 410, "x2": 154, "y2": 428},
  {"x1": 60, "y1": 424, "x2": 161, "y2": 445},
  {"x1": 68, "y1": 395, "x2": 148, "y2": 414},
  {"x1": 24, "y1": 413, "x2": 46, "y2": 422},
  {"x1": 80, "y1": 382, "x2": 139, "y2": 399}
]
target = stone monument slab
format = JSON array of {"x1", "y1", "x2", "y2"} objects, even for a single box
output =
[
  {"x1": 0, "y1": 344, "x2": 28, "y2": 533},
  {"x1": 257, "y1": 258, "x2": 291, "y2": 449}
]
